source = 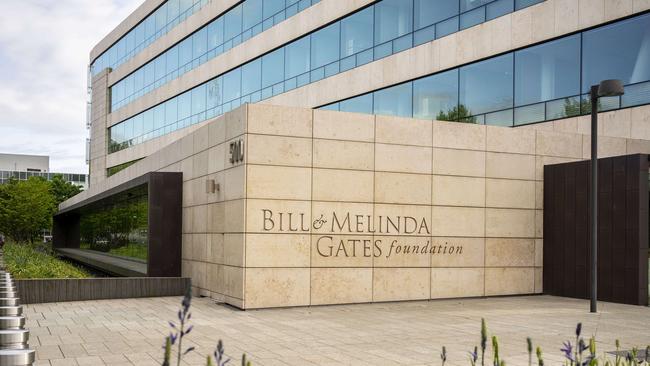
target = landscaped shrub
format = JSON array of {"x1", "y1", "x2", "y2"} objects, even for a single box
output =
[
  {"x1": 163, "y1": 290, "x2": 650, "y2": 366},
  {"x1": 4, "y1": 241, "x2": 90, "y2": 279}
]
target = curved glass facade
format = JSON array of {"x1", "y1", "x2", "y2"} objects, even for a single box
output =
[
  {"x1": 110, "y1": 0, "x2": 321, "y2": 111},
  {"x1": 322, "y1": 13, "x2": 650, "y2": 127},
  {"x1": 108, "y1": 0, "x2": 544, "y2": 153},
  {"x1": 91, "y1": 0, "x2": 208, "y2": 76}
]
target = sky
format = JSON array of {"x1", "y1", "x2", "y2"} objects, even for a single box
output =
[{"x1": 0, "y1": 0, "x2": 141, "y2": 173}]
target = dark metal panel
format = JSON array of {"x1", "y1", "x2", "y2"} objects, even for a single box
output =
[
  {"x1": 14, "y1": 278, "x2": 191, "y2": 304},
  {"x1": 543, "y1": 154, "x2": 648, "y2": 306},
  {"x1": 147, "y1": 172, "x2": 183, "y2": 277}
]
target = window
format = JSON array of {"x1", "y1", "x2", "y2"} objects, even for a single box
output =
[
  {"x1": 341, "y1": 7, "x2": 374, "y2": 57},
  {"x1": 285, "y1": 36, "x2": 310, "y2": 79},
  {"x1": 153, "y1": 104, "x2": 165, "y2": 131},
  {"x1": 515, "y1": 35, "x2": 580, "y2": 106},
  {"x1": 207, "y1": 78, "x2": 223, "y2": 109},
  {"x1": 414, "y1": 0, "x2": 459, "y2": 30},
  {"x1": 208, "y1": 18, "x2": 224, "y2": 49},
  {"x1": 179, "y1": 38, "x2": 193, "y2": 67},
  {"x1": 263, "y1": 0, "x2": 285, "y2": 18},
  {"x1": 374, "y1": 83, "x2": 413, "y2": 117},
  {"x1": 460, "y1": 54, "x2": 513, "y2": 116},
  {"x1": 223, "y1": 68, "x2": 242, "y2": 103},
  {"x1": 340, "y1": 94, "x2": 373, "y2": 114},
  {"x1": 243, "y1": 0, "x2": 263, "y2": 30},
  {"x1": 460, "y1": 0, "x2": 492, "y2": 12},
  {"x1": 413, "y1": 69, "x2": 459, "y2": 120},
  {"x1": 582, "y1": 13, "x2": 650, "y2": 93},
  {"x1": 178, "y1": 92, "x2": 192, "y2": 121},
  {"x1": 225, "y1": 4, "x2": 243, "y2": 41},
  {"x1": 165, "y1": 99, "x2": 178, "y2": 127},
  {"x1": 167, "y1": 46, "x2": 179, "y2": 75},
  {"x1": 192, "y1": 84, "x2": 207, "y2": 116},
  {"x1": 168, "y1": 0, "x2": 180, "y2": 22},
  {"x1": 311, "y1": 23, "x2": 340, "y2": 69},
  {"x1": 242, "y1": 59, "x2": 262, "y2": 95},
  {"x1": 193, "y1": 27, "x2": 208, "y2": 60},
  {"x1": 374, "y1": 0, "x2": 413, "y2": 45},
  {"x1": 262, "y1": 48, "x2": 285, "y2": 88}
]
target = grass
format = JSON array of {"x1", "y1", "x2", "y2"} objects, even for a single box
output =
[
  {"x1": 109, "y1": 243, "x2": 147, "y2": 261},
  {"x1": 4, "y1": 241, "x2": 91, "y2": 279}
]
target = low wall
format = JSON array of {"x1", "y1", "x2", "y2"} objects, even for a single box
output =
[{"x1": 14, "y1": 277, "x2": 191, "y2": 304}]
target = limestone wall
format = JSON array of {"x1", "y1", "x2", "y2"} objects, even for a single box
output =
[{"x1": 62, "y1": 103, "x2": 650, "y2": 309}]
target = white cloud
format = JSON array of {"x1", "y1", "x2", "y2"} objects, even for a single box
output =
[{"x1": 0, "y1": 0, "x2": 140, "y2": 173}]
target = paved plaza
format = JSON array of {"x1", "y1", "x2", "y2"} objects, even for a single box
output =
[{"x1": 27, "y1": 295, "x2": 650, "y2": 366}]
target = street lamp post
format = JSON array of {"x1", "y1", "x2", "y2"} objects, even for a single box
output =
[{"x1": 589, "y1": 79, "x2": 624, "y2": 313}]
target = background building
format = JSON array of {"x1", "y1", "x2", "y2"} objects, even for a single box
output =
[
  {"x1": 65, "y1": 0, "x2": 650, "y2": 308},
  {"x1": 0, "y1": 153, "x2": 88, "y2": 188}
]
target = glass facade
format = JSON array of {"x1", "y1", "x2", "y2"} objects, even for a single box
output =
[
  {"x1": 79, "y1": 185, "x2": 148, "y2": 262},
  {"x1": 0, "y1": 171, "x2": 87, "y2": 187},
  {"x1": 109, "y1": 0, "x2": 544, "y2": 153},
  {"x1": 91, "y1": 0, "x2": 209, "y2": 76},
  {"x1": 323, "y1": 13, "x2": 650, "y2": 127},
  {"x1": 110, "y1": 0, "x2": 321, "y2": 111}
]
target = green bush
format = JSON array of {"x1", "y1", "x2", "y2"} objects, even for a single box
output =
[{"x1": 4, "y1": 241, "x2": 91, "y2": 279}]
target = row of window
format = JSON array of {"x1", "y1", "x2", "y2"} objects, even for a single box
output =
[
  {"x1": 91, "y1": 0, "x2": 209, "y2": 76},
  {"x1": 320, "y1": 13, "x2": 650, "y2": 126},
  {"x1": 0, "y1": 171, "x2": 87, "y2": 184},
  {"x1": 111, "y1": 0, "x2": 320, "y2": 111},
  {"x1": 108, "y1": 0, "x2": 544, "y2": 152}
]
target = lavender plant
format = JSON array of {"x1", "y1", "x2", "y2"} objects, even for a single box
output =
[{"x1": 161, "y1": 287, "x2": 251, "y2": 366}]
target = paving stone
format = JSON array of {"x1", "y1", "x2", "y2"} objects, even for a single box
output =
[{"x1": 26, "y1": 295, "x2": 650, "y2": 365}]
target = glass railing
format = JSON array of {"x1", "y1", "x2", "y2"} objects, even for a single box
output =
[
  {"x1": 91, "y1": 0, "x2": 209, "y2": 76},
  {"x1": 464, "y1": 80, "x2": 650, "y2": 126},
  {"x1": 107, "y1": 0, "x2": 546, "y2": 153},
  {"x1": 110, "y1": 0, "x2": 321, "y2": 111}
]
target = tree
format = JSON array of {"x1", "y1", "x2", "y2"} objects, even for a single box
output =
[
  {"x1": 49, "y1": 175, "x2": 82, "y2": 206},
  {"x1": 0, "y1": 177, "x2": 56, "y2": 243},
  {"x1": 436, "y1": 104, "x2": 477, "y2": 123}
]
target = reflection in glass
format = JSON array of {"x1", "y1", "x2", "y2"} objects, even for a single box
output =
[
  {"x1": 311, "y1": 23, "x2": 340, "y2": 69},
  {"x1": 414, "y1": 0, "x2": 458, "y2": 30},
  {"x1": 79, "y1": 185, "x2": 148, "y2": 262},
  {"x1": 340, "y1": 94, "x2": 373, "y2": 114},
  {"x1": 413, "y1": 69, "x2": 458, "y2": 120},
  {"x1": 374, "y1": 83, "x2": 413, "y2": 117},
  {"x1": 582, "y1": 13, "x2": 650, "y2": 92},
  {"x1": 515, "y1": 35, "x2": 580, "y2": 106},
  {"x1": 341, "y1": 7, "x2": 374, "y2": 57},
  {"x1": 460, "y1": 54, "x2": 513, "y2": 116},
  {"x1": 374, "y1": 0, "x2": 413, "y2": 45}
]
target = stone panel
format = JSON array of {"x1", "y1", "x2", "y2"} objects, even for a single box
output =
[
  {"x1": 246, "y1": 165, "x2": 311, "y2": 200},
  {"x1": 312, "y1": 169, "x2": 374, "y2": 202},
  {"x1": 375, "y1": 172, "x2": 431, "y2": 205},
  {"x1": 245, "y1": 268, "x2": 310, "y2": 308},
  {"x1": 430, "y1": 268, "x2": 484, "y2": 298},
  {"x1": 375, "y1": 144, "x2": 432, "y2": 174},
  {"x1": 485, "y1": 238, "x2": 535, "y2": 267},
  {"x1": 373, "y1": 268, "x2": 430, "y2": 302},
  {"x1": 431, "y1": 207, "x2": 485, "y2": 237},
  {"x1": 485, "y1": 268, "x2": 535, "y2": 296},
  {"x1": 247, "y1": 134, "x2": 312, "y2": 167},
  {"x1": 432, "y1": 175, "x2": 485, "y2": 207},
  {"x1": 433, "y1": 148, "x2": 486, "y2": 177},
  {"x1": 313, "y1": 110, "x2": 375, "y2": 142},
  {"x1": 311, "y1": 268, "x2": 373, "y2": 305},
  {"x1": 313, "y1": 139, "x2": 374, "y2": 170},
  {"x1": 375, "y1": 115, "x2": 432, "y2": 146},
  {"x1": 485, "y1": 208, "x2": 535, "y2": 238}
]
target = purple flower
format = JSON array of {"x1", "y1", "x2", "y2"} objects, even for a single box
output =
[{"x1": 561, "y1": 341, "x2": 574, "y2": 362}]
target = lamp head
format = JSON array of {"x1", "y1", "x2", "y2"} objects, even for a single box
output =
[{"x1": 598, "y1": 79, "x2": 624, "y2": 97}]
